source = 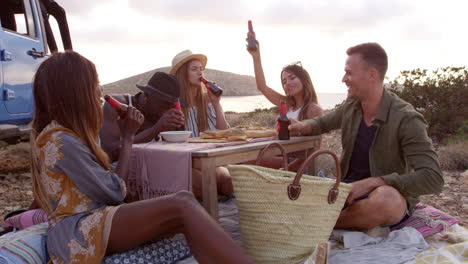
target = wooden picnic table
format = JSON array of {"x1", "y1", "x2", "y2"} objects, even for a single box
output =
[{"x1": 191, "y1": 136, "x2": 321, "y2": 220}]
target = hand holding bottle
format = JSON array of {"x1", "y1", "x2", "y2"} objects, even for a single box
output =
[
  {"x1": 246, "y1": 20, "x2": 260, "y2": 58},
  {"x1": 153, "y1": 108, "x2": 185, "y2": 133},
  {"x1": 104, "y1": 94, "x2": 128, "y2": 117},
  {"x1": 118, "y1": 106, "x2": 144, "y2": 138},
  {"x1": 247, "y1": 20, "x2": 257, "y2": 51},
  {"x1": 288, "y1": 118, "x2": 307, "y2": 136}
]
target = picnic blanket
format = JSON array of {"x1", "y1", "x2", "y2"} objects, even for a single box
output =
[
  {"x1": 176, "y1": 199, "x2": 468, "y2": 264},
  {"x1": 408, "y1": 224, "x2": 468, "y2": 264},
  {"x1": 329, "y1": 228, "x2": 428, "y2": 263},
  {"x1": 0, "y1": 200, "x2": 465, "y2": 264}
]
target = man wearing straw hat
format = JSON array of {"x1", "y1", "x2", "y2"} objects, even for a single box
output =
[
  {"x1": 100, "y1": 71, "x2": 185, "y2": 161},
  {"x1": 289, "y1": 43, "x2": 444, "y2": 230}
]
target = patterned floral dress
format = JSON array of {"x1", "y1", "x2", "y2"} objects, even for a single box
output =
[{"x1": 36, "y1": 122, "x2": 126, "y2": 263}]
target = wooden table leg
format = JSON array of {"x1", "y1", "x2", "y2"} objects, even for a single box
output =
[{"x1": 200, "y1": 157, "x2": 218, "y2": 221}]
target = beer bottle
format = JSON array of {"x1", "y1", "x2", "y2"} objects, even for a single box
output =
[
  {"x1": 173, "y1": 98, "x2": 185, "y2": 131},
  {"x1": 277, "y1": 102, "x2": 290, "y2": 140},
  {"x1": 104, "y1": 95, "x2": 127, "y2": 118},
  {"x1": 200, "y1": 77, "x2": 223, "y2": 97},
  {"x1": 247, "y1": 20, "x2": 257, "y2": 51},
  {"x1": 174, "y1": 99, "x2": 181, "y2": 110}
]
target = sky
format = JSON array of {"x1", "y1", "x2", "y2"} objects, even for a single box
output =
[{"x1": 50, "y1": 0, "x2": 467, "y2": 93}]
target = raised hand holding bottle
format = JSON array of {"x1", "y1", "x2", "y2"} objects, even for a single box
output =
[{"x1": 247, "y1": 20, "x2": 257, "y2": 51}]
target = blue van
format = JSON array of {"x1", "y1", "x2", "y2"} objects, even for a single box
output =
[{"x1": 0, "y1": 0, "x2": 71, "y2": 139}]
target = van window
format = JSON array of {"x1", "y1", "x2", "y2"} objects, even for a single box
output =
[
  {"x1": 0, "y1": 0, "x2": 36, "y2": 38},
  {"x1": 13, "y1": 13, "x2": 28, "y2": 35}
]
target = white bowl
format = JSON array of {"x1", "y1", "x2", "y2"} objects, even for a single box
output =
[{"x1": 160, "y1": 131, "x2": 192, "y2": 143}]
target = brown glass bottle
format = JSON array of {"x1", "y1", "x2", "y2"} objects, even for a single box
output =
[
  {"x1": 200, "y1": 77, "x2": 223, "y2": 97},
  {"x1": 277, "y1": 102, "x2": 290, "y2": 140},
  {"x1": 247, "y1": 20, "x2": 257, "y2": 51}
]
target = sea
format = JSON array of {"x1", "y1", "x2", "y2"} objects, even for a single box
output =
[{"x1": 221, "y1": 93, "x2": 347, "y2": 113}]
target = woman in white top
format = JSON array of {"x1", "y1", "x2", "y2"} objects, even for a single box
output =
[
  {"x1": 170, "y1": 50, "x2": 232, "y2": 197},
  {"x1": 247, "y1": 40, "x2": 323, "y2": 171}
]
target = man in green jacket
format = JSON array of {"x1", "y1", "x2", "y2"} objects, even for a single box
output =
[{"x1": 289, "y1": 43, "x2": 444, "y2": 230}]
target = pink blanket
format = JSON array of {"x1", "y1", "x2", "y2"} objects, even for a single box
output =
[{"x1": 127, "y1": 138, "x2": 276, "y2": 199}]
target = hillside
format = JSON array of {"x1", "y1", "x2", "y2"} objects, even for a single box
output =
[{"x1": 102, "y1": 67, "x2": 261, "y2": 96}]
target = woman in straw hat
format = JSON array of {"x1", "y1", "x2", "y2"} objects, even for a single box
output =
[
  {"x1": 171, "y1": 50, "x2": 233, "y2": 197},
  {"x1": 170, "y1": 50, "x2": 229, "y2": 137},
  {"x1": 246, "y1": 39, "x2": 323, "y2": 171},
  {"x1": 31, "y1": 51, "x2": 253, "y2": 264}
]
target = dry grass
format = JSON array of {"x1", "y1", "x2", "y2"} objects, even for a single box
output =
[
  {"x1": 225, "y1": 108, "x2": 278, "y2": 128},
  {"x1": 0, "y1": 142, "x2": 30, "y2": 174},
  {"x1": 437, "y1": 140, "x2": 468, "y2": 171}
]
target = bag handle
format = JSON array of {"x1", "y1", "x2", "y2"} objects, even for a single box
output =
[
  {"x1": 256, "y1": 142, "x2": 289, "y2": 171},
  {"x1": 287, "y1": 150, "x2": 341, "y2": 204}
]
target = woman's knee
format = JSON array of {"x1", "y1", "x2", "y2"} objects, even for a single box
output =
[
  {"x1": 215, "y1": 166, "x2": 230, "y2": 178},
  {"x1": 170, "y1": 191, "x2": 199, "y2": 210}
]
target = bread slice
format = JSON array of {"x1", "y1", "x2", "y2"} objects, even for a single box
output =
[
  {"x1": 226, "y1": 135, "x2": 248, "y2": 141},
  {"x1": 245, "y1": 129, "x2": 277, "y2": 138}
]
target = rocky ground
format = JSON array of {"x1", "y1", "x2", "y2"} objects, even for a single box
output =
[{"x1": 0, "y1": 132, "x2": 466, "y2": 226}]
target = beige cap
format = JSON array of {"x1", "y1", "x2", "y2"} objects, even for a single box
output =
[{"x1": 170, "y1": 49, "x2": 207, "y2": 75}]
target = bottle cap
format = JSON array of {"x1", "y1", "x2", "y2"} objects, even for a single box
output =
[{"x1": 248, "y1": 20, "x2": 253, "y2": 31}]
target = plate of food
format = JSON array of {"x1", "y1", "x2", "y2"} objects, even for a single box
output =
[{"x1": 188, "y1": 127, "x2": 277, "y2": 143}]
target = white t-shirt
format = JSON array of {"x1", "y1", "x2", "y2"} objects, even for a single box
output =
[{"x1": 287, "y1": 107, "x2": 301, "y2": 120}]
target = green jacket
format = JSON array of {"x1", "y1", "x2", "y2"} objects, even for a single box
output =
[{"x1": 304, "y1": 89, "x2": 444, "y2": 214}]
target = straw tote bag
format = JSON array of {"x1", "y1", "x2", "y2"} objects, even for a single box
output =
[{"x1": 227, "y1": 143, "x2": 351, "y2": 264}]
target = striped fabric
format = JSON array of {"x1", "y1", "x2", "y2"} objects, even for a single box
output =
[
  {"x1": 186, "y1": 103, "x2": 218, "y2": 137},
  {"x1": 4, "y1": 209, "x2": 48, "y2": 230},
  {"x1": 390, "y1": 203, "x2": 460, "y2": 237},
  {"x1": 0, "y1": 223, "x2": 49, "y2": 264},
  {"x1": 1, "y1": 240, "x2": 45, "y2": 264}
]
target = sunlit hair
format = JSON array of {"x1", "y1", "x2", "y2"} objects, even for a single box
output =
[
  {"x1": 31, "y1": 51, "x2": 110, "y2": 214},
  {"x1": 281, "y1": 65, "x2": 318, "y2": 121},
  {"x1": 175, "y1": 59, "x2": 209, "y2": 132},
  {"x1": 346, "y1": 42, "x2": 388, "y2": 81}
]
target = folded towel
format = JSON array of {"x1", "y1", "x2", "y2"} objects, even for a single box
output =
[{"x1": 329, "y1": 227, "x2": 428, "y2": 264}]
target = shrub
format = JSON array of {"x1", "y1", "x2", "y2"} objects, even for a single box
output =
[{"x1": 388, "y1": 66, "x2": 468, "y2": 142}]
